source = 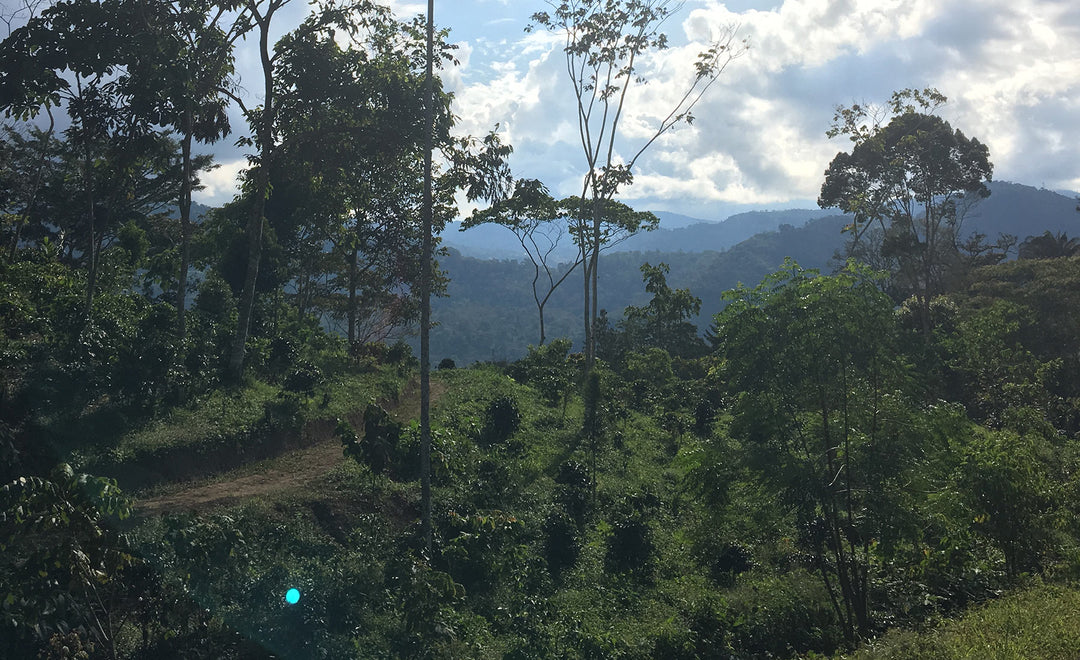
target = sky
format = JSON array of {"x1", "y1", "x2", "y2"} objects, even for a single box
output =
[{"x1": 194, "y1": 0, "x2": 1080, "y2": 221}]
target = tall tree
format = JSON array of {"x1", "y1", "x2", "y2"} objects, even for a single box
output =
[
  {"x1": 128, "y1": 0, "x2": 241, "y2": 338},
  {"x1": 818, "y1": 88, "x2": 994, "y2": 337},
  {"x1": 0, "y1": 0, "x2": 191, "y2": 316},
  {"x1": 1, "y1": 0, "x2": 140, "y2": 317},
  {"x1": 269, "y1": 6, "x2": 439, "y2": 345},
  {"x1": 225, "y1": 0, "x2": 291, "y2": 382},
  {"x1": 529, "y1": 0, "x2": 744, "y2": 363},
  {"x1": 462, "y1": 179, "x2": 583, "y2": 345},
  {"x1": 421, "y1": 0, "x2": 435, "y2": 554}
]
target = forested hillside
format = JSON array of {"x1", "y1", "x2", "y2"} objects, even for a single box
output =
[
  {"x1": 431, "y1": 181, "x2": 1078, "y2": 364},
  {"x1": 3, "y1": 0, "x2": 1080, "y2": 658}
]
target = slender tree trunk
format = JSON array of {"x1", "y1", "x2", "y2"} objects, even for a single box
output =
[
  {"x1": 348, "y1": 241, "x2": 358, "y2": 344},
  {"x1": 228, "y1": 4, "x2": 275, "y2": 382},
  {"x1": 83, "y1": 149, "x2": 97, "y2": 320},
  {"x1": 587, "y1": 197, "x2": 602, "y2": 364},
  {"x1": 177, "y1": 112, "x2": 194, "y2": 338},
  {"x1": 582, "y1": 253, "x2": 591, "y2": 361},
  {"x1": 419, "y1": 0, "x2": 434, "y2": 555}
]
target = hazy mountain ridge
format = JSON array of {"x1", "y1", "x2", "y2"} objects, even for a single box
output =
[
  {"x1": 442, "y1": 206, "x2": 834, "y2": 261},
  {"x1": 428, "y1": 182, "x2": 1079, "y2": 364},
  {"x1": 442, "y1": 181, "x2": 1077, "y2": 263}
]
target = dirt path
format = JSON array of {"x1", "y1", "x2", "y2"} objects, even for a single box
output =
[{"x1": 137, "y1": 379, "x2": 446, "y2": 516}]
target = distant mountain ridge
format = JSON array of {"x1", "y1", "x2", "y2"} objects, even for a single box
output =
[
  {"x1": 443, "y1": 206, "x2": 835, "y2": 261},
  {"x1": 425, "y1": 181, "x2": 1080, "y2": 364},
  {"x1": 442, "y1": 181, "x2": 1078, "y2": 263}
]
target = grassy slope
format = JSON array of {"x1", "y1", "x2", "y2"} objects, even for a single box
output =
[
  {"x1": 73, "y1": 365, "x2": 409, "y2": 491},
  {"x1": 120, "y1": 364, "x2": 1080, "y2": 658},
  {"x1": 835, "y1": 582, "x2": 1080, "y2": 660}
]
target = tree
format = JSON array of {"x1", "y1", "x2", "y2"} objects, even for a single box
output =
[
  {"x1": 225, "y1": 0, "x2": 292, "y2": 382},
  {"x1": 530, "y1": 0, "x2": 745, "y2": 363},
  {"x1": 1018, "y1": 231, "x2": 1080, "y2": 260},
  {"x1": 463, "y1": 179, "x2": 582, "y2": 345},
  {"x1": 620, "y1": 261, "x2": 705, "y2": 358},
  {"x1": 417, "y1": 2, "x2": 513, "y2": 552},
  {"x1": 713, "y1": 260, "x2": 915, "y2": 640},
  {"x1": 818, "y1": 88, "x2": 993, "y2": 337},
  {"x1": 269, "y1": 5, "x2": 433, "y2": 345},
  {"x1": 0, "y1": 123, "x2": 61, "y2": 263},
  {"x1": 0, "y1": 0, "x2": 180, "y2": 319},
  {"x1": 127, "y1": 0, "x2": 241, "y2": 338}
]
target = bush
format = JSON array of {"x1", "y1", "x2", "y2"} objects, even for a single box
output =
[
  {"x1": 283, "y1": 361, "x2": 322, "y2": 396},
  {"x1": 386, "y1": 341, "x2": 414, "y2": 365},
  {"x1": 262, "y1": 392, "x2": 304, "y2": 431},
  {"x1": 710, "y1": 542, "x2": 754, "y2": 587},
  {"x1": 544, "y1": 510, "x2": 580, "y2": 578},
  {"x1": 479, "y1": 395, "x2": 521, "y2": 447},
  {"x1": 604, "y1": 511, "x2": 655, "y2": 577},
  {"x1": 555, "y1": 459, "x2": 591, "y2": 525},
  {"x1": 508, "y1": 339, "x2": 574, "y2": 407},
  {"x1": 438, "y1": 358, "x2": 456, "y2": 370}
]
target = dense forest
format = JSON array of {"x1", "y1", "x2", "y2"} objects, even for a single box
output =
[{"x1": 3, "y1": 0, "x2": 1080, "y2": 658}]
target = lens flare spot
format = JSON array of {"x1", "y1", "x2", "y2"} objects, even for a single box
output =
[{"x1": 285, "y1": 588, "x2": 300, "y2": 604}]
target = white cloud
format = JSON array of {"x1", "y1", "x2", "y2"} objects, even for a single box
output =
[
  {"x1": 193, "y1": 158, "x2": 248, "y2": 207},
  {"x1": 197, "y1": 0, "x2": 1080, "y2": 217}
]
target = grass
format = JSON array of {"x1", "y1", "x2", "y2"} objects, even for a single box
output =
[
  {"x1": 110, "y1": 380, "x2": 279, "y2": 462},
  {"x1": 68, "y1": 364, "x2": 414, "y2": 494},
  {"x1": 835, "y1": 582, "x2": 1080, "y2": 660}
]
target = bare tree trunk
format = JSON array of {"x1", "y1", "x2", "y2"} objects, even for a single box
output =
[
  {"x1": 83, "y1": 149, "x2": 97, "y2": 320},
  {"x1": 582, "y1": 255, "x2": 591, "y2": 362},
  {"x1": 227, "y1": 2, "x2": 276, "y2": 383},
  {"x1": 347, "y1": 241, "x2": 358, "y2": 344},
  {"x1": 586, "y1": 197, "x2": 601, "y2": 365},
  {"x1": 177, "y1": 112, "x2": 193, "y2": 338},
  {"x1": 419, "y1": 0, "x2": 434, "y2": 555}
]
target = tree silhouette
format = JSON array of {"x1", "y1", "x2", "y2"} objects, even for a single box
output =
[
  {"x1": 820, "y1": 88, "x2": 993, "y2": 337},
  {"x1": 1018, "y1": 231, "x2": 1080, "y2": 260},
  {"x1": 530, "y1": 0, "x2": 745, "y2": 364}
]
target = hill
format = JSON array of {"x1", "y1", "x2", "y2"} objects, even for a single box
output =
[
  {"x1": 427, "y1": 182, "x2": 1079, "y2": 364},
  {"x1": 441, "y1": 207, "x2": 832, "y2": 261}
]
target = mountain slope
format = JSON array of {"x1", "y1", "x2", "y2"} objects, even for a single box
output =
[{"x1": 427, "y1": 182, "x2": 1079, "y2": 364}]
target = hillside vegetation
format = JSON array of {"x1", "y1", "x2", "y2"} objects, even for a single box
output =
[
  {"x1": 5, "y1": 250, "x2": 1080, "y2": 657},
  {"x1": 3, "y1": 0, "x2": 1080, "y2": 656}
]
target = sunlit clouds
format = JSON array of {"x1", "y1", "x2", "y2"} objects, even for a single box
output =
[
  {"x1": 198, "y1": 0, "x2": 1080, "y2": 217},
  {"x1": 443, "y1": 0, "x2": 1080, "y2": 216}
]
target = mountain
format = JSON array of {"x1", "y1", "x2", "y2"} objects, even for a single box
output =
[
  {"x1": 962, "y1": 181, "x2": 1080, "y2": 239},
  {"x1": 441, "y1": 207, "x2": 832, "y2": 261},
  {"x1": 425, "y1": 214, "x2": 849, "y2": 365},
  {"x1": 167, "y1": 201, "x2": 215, "y2": 221},
  {"x1": 424, "y1": 182, "x2": 1080, "y2": 365},
  {"x1": 612, "y1": 208, "x2": 831, "y2": 253}
]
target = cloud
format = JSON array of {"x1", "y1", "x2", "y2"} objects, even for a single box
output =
[
  {"x1": 450, "y1": 0, "x2": 1080, "y2": 217},
  {"x1": 193, "y1": 158, "x2": 248, "y2": 207},
  {"x1": 194, "y1": 0, "x2": 1080, "y2": 218}
]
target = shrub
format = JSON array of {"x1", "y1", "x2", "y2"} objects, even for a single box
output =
[
  {"x1": 283, "y1": 361, "x2": 322, "y2": 396},
  {"x1": 479, "y1": 395, "x2": 521, "y2": 447},
  {"x1": 604, "y1": 511, "x2": 655, "y2": 577},
  {"x1": 508, "y1": 339, "x2": 574, "y2": 407},
  {"x1": 438, "y1": 358, "x2": 456, "y2": 370},
  {"x1": 262, "y1": 392, "x2": 304, "y2": 431},
  {"x1": 555, "y1": 459, "x2": 591, "y2": 525},
  {"x1": 544, "y1": 510, "x2": 580, "y2": 578}
]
